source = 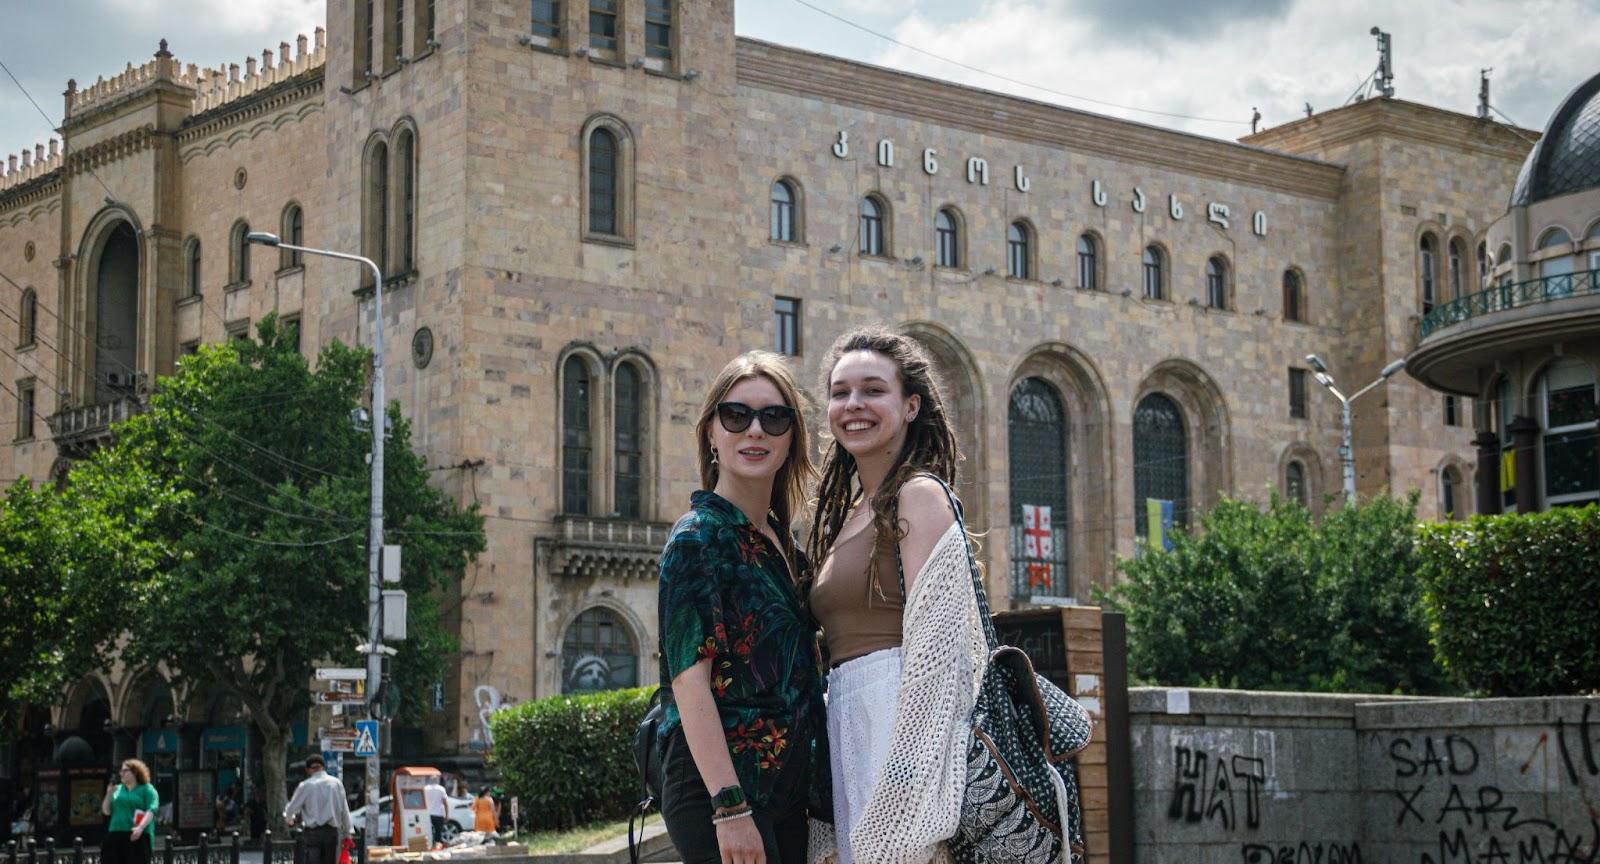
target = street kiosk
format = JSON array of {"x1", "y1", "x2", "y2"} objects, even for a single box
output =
[{"x1": 389, "y1": 766, "x2": 440, "y2": 849}]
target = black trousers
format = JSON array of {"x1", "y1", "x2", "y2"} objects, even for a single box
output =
[
  {"x1": 659, "y1": 730, "x2": 809, "y2": 864},
  {"x1": 301, "y1": 824, "x2": 340, "y2": 864},
  {"x1": 101, "y1": 833, "x2": 151, "y2": 864}
]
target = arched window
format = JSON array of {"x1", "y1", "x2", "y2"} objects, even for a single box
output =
[
  {"x1": 935, "y1": 208, "x2": 960, "y2": 268},
  {"x1": 589, "y1": 127, "x2": 618, "y2": 236},
  {"x1": 1205, "y1": 256, "x2": 1228, "y2": 309},
  {"x1": 230, "y1": 220, "x2": 252, "y2": 285},
  {"x1": 1448, "y1": 238, "x2": 1465, "y2": 299},
  {"x1": 1134, "y1": 392, "x2": 1188, "y2": 541},
  {"x1": 770, "y1": 180, "x2": 796, "y2": 242},
  {"x1": 1419, "y1": 234, "x2": 1437, "y2": 313},
  {"x1": 1476, "y1": 241, "x2": 1489, "y2": 292},
  {"x1": 1537, "y1": 358, "x2": 1599, "y2": 506},
  {"x1": 1142, "y1": 246, "x2": 1165, "y2": 300},
  {"x1": 365, "y1": 139, "x2": 389, "y2": 286},
  {"x1": 614, "y1": 363, "x2": 643, "y2": 519},
  {"x1": 1590, "y1": 222, "x2": 1600, "y2": 273},
  {"x1": 279, "y1": 205, "x2": 304, "y2": 269},
  {"x1": 1283, "y1": 269, "x2": 1304, "y2": 322},
  {"x1": 561, "y1": 608, "x2": 638, "y2": 693},
  {"x1": 393, "y1": 127, "x2": 416, "y2": 273},
  {"x1": 562, "y1": 356, "x2": 593, "y2": 515},
  {"x1": 1441, "y1": 466, "x2": 1463, "y2": 519},
  {"x1": 1538, "y1": 227, "x2": 1575, "y2": 280},
  {"x1": 860, "y1": 195, "x2": 886, "y2": 257},
  {"x1": 18, "y1": 288, "x2": 36, "y2": 348},
  {"x1": 183, "y1": 238, "x2": 202, "y2": 299},
  {"x1": 1008, "y1": 377, "x2": 1069, "y2": 599},
  {"x1": 1076, "y1": 234, "x2": 1098, "y2": 290},
  {"x1": 1285, "y1": 460, "x2": 1307, "y2": 507},
  {"x1": 1007, "y1": 221, "x2": 1032, "y2": 279}
]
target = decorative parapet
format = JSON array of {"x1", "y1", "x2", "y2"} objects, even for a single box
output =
[
  {"x1": 549, "y1": 515, "x2": 674, "y2": 582},
  {"x1": 0, "y1": 139, "x2": 62, "y2": 194},
  {"x1": 46, "y1": 394, "x2": 148, "y2": 458},
  {"x1": 190, "y1": 29, "x2": 326, "y2": 116}
]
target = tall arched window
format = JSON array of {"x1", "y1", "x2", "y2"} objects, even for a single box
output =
[
  {"x1": 1283, "y1": 269, "x2": 1304, "y2": 322},
  {"x1": 562, "y1": 356, "x2": 593, "y2": 515},
  {"x1": 860, "y1": 195, "x2": 886, "y2": 257},
  {"x1": 1142, "y1": 246, "x2": 1165, "y2": 300},
  {"x1": 1420, "y1": 234, "x2": 1437, "y2": 313},
  {"x1": 561, "y1": 608, "x2": 638, "y2": 693},
  {"x1": 1008, "y1": 378, "x2": 1070, "y2": 599},
  {"x1": 1077, "y1": 234, "x2": 1098, "y2": 290},
  {"x1": 365, "y1": 140, "x2": 389, "y2": 285},
  {"x1": 614, "y1": 363, "x2": 643, "y2": 519},
  {"x1": 770, "y1": 180, "x2": 796, "y2": 242},
  {"x1": 1285, "y1": 460, "x2": 1307, "y2": 507},
  {"x1": 1007, "y1": 222, "x2": 1032, "y2": 279},
  {"x1": 1476, "y1": 241, "x2": 1489, "y2": 292},
  {"x1": 183, "y1": 238, "x2": 202, "y2": 299},
  {"x1": 1205, "y1": 256, "x2": 1228, "y2": 309},
  {"x1": 1441, "y1": 466, "x2": 1463, "y2": 519},
  {"x1": 230, "y1": 221, "x2": 252, "y2": 285},
  {"x1": 18, "y1": 288, "x2": 36, "y2": 348},
  {"x1": 1448, "y1": 238, "x2": 1465, "y2": 300},
  {"x1": 1134, "y1": 392, "x2": 1188, "y2": 541},
  {"x1": 280, "y1": 204, "x2": 304, "y2": 269},
  {"x1": 589, "y1": 127, "x2": 618, "y2": 236},
  {"x1": 393, "y1": 128, "x2": 416, "y2": 273},
  {"x1": 1537, "y1": 358, "x2": 1599, "y2": 506},
  {"x1": 935, "y1": 208, "x2": 960, "y2": 268}
]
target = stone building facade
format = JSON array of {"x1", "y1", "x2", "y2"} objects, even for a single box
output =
[{"x1": 0, "y1": 0, "x2": 1537, "y2": 755}]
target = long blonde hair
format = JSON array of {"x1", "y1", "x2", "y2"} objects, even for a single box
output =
[{"x1": 693, "y1": 351, "x2": 816, "y2": 547}]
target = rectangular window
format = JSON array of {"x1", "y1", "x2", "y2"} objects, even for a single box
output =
[
  {"x1": 227, "y1": 320, "x2": 251, "y2": 343},
  {"x1": 1444, "y1": 395, "x2": 1460, "y2": 427},
  {"x1": 589, "y1": 0, "x2": 617, "y2": 53},
  {"x1": 363, "y1": 0, "x2": 376, "y2": 76},
  {"x1": 645, "y1": 0, "x2": 672, "y2": 60},
  {"x1": 531, "y1": 0, "x2": 560, "y2": 39},
  {"x1": 774, "y1": 297, "x2": 801, "y2": 357},
  {"x1": 394, "y1": 0, "x2": 406, "y2": 61},
  {"x1": 1289, "y1": 368, "x2": 1308, "y2": 419},
  {"x1": 426, "y1": 0, "x2": 436, "y2": 44},
  {"x1": 282, "y1": 316, "x2": 303, "y2": 354},
  {"x1": 16, "y1": 379, "x2": 35, "y2": 441},
  {"x1": 1077, "y1": 247, "x2": 1096, "y2": 290},
  {"x1": 181, "y1": 341, "x2": 200, "y2": 356}
]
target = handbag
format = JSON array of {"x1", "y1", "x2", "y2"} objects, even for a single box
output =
[
  {"x1": 628, "y1": 686, "x2": 670, "y2": 864},
  {"x1": 895, "y1": 476, "x2": 1094, "y2": 864}
]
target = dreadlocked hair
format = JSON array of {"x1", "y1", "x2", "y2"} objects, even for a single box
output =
[{"x1": 803, "y1": 326, "x2": 964, "y2": 600}]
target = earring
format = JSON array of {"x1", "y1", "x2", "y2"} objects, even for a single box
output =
[{"x1": 710, "y1": 449, "x2": 719, "y2": 467}]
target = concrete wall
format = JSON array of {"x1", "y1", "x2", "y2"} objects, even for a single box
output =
[{"x1": 1129, "y1": 687, "x2": 1600, "y2": 864}]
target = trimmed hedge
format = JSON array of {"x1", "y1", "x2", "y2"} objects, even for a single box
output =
[
  {"x1": 489, "y1": 686, "x2": 654, "y2": 830},
  {"x1": 1416, "y1": 506, "x2": 1600, "y2": 696}
]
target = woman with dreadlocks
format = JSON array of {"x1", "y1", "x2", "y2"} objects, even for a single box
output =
[{"x1": 804, "y1": 327, "x2": 988, "y2": 864}]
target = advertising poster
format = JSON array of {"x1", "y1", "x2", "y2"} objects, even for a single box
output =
[
  {"x1": 68, "y1": 779, "x2": 102, "y2": 827},
  {"x1": 177, "y1": 771, "x2": 215, "y2": 831}
]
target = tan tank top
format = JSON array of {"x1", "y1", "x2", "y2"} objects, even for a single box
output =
[{"x1": 809, "y1": 516, "x2": 904, "y2": 666}]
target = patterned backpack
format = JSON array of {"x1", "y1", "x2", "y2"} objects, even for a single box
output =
[{"x1": 897, "y1": 476, "x2": 1094, "y2": 863}]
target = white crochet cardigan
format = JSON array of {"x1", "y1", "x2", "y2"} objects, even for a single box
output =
[{"x1": 810, "y1": 521, "x2": 987, "y2": 864}]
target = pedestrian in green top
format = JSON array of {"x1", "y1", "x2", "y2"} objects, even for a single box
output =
[{"x1": 101, "y1": 759, "x2": 158, "y2": 864}]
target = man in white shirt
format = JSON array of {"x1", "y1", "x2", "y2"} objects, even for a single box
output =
[
  {"x1": 283, "y1": 756, "x2": 353, "y2": 864},
  {"x1": 423, "y1": 778, "x2": 447, "y2": 847}
]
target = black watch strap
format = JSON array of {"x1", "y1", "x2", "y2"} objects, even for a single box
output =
[{"x1": 711, "y1": 785, "x2": 746, "y2": 811}]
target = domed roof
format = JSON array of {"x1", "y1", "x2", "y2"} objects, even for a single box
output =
[{"x1": 1512, "y1": 71, "x2": 1600, "y2": 206}]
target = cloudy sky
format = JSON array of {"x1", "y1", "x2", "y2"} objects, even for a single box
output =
[{"x1": 3, "y1": 0, "x2": 1596, "y2": 165}]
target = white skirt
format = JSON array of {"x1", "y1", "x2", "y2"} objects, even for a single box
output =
[{"x1": 826, "y1": 647, "x2": 903, "y2": 864}]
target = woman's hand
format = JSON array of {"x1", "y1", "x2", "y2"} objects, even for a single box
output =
[{"x1": 714, "y1": 813, "x2": 765, "y2": 864}]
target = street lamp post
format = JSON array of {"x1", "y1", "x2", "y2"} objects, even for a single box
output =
[
  {"x1": 1305, "y1": 354, "x2": 1406, "y2": 502},
  {"x1": 247, "y1": 233, "x2": 386, "y2": 841}
]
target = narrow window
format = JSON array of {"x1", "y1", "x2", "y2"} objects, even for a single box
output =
[
  {"x1": 774, "y1": 297, "x2": 801, "y2": 356},
  {"x1": 367, "y1": 141, "x2": 389, "y2": 284},
  {"x1": 1289, "y1": 368, "x2": 1308, "y2": 419},
  {"x1": 231, "y1": 221, "x2": 252, "y2": 285},
  {"x1": 1206, "y1": 256, "x2": 1228, "y2": 309},
  {"x1": 15, "y1": 379, "x2": 35, "y2": 441},
  {"x1": 645, "y1": 0, "x2": 672, "y2": 60},
  {"x1": 280, "y1": 205, "x2": 304, "y2": 270},
  {"x1": 589, "y1": 0, "x2": 618, "y2": 53},
  {"x1": 19, "y1": 288, "x2": 37, "y2": 348},
  {"x1": 1285, "y1": 460, "x2": 1307, "y2": 507},
  {"x1": 589, "y1": 128, "x2": 618, "y2": 236},
  {"x1": 394, "y1": 0, "x2": 406, "y2": 61},
  {"x1": 1283, "y1": 270, "x2": 1303, "y2": 322},
  {"x1": 1420, "y1": 234, "x2": 1437, "y2": 313},
  {"x1": 1143, "y1": 246, "x2": 1164, "y2": 300},
  {"x1": 1007, "y1": 222, "x2": 1031, "y2": 279},
  {"x1": 1448, "y1": 238, "x2": 1465, "y2": 299},
  {"x1": 282, "y1": 315, "x2": 302, "y2": 354},
  {"x1": 186, "y1": 240, "x2": 203, "y2": 299},
  {"x1": 426, "y1": 0, "x2": 436, "y2": 44},
  {"x1": 770, "y1": 180, "x2": 795, "y2": 242},
  {"x1": 1444, "y1": 395, "x2": 1460, "y2": 427},
  {"x1": 1477, "y1": 241, "x2": 1488, "y2": 292},
  {"x1": 364, "y1": 0, "x2": 376, "y2": 76},
  {"x1": 395, "y1": 130, "x2": 416, "y2": 273},
  {"x1": 933, "y1": 208, "x2": 959, "y2": 268},
  {"x1": 860, "y1": 196, "x2": 885, "y2": 257},
  {"x1": 532, "y1": 0, "x2": 561, "y2": 38},
  {"x1": 562, "y1": 356, "x2": 592, "y2": 515},
  {"x1": 1442, "y1": 467, "x2": 1461, "y2": 519},
  {"x1": 614, "y1": 364, "x2": 643, "y2": 519},
  {"x1": 1076, "y1": 234, "x2": 1097, "y2": 290}
]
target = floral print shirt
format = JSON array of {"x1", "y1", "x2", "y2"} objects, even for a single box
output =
[{"x1": 657, "y1": 490, "x2": 828, "y2": 811}]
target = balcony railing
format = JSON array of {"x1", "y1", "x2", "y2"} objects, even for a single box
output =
[
  {"x1": 1419, "y1": 268, "x2": 1600, "y2": 339},
  {"x1": 45, "y1": 395, "x2": 146, "y2": 455},
  {"x1": 550, "y1": 514, "x2": 674, "y2": 581}
]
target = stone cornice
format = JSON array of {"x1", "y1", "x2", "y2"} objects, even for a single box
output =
[
  {"x1": 734, "y1": 38, "x2": 1346, "y2": 201},
  {"x1": 0, "y1": 174, "x2": 62, "y2": 218},
  {"x1": 67, "y1": 125, "x2": 161, "y2": 176},
  {"x1": 1243, "y1": 98, "x2": 1538, "y2": 161},
  {"x1": 179, "y1": 67, "x2": 325, "y2": 145}
]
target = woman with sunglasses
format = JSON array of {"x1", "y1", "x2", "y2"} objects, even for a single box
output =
[{"x1": 656, "y1": 351, "x2": 828, "y2": 864}]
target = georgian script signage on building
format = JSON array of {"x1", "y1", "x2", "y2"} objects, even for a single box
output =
[{"x1": 831, "y1": 131, "x2": 1269, "y2": 237}]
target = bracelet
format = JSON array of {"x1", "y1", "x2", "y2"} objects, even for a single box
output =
[{"x1": 711, "y1": 808, "x2": 753, "y2": 825}]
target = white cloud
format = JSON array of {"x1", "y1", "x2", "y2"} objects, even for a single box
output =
[{"x1": 101, "y1": 0, "x2": 322, "y2": 37}]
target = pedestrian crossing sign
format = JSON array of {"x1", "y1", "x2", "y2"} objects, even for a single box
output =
[{"x1": 354, "y1": 720, "x2": 379, "y2": 757}]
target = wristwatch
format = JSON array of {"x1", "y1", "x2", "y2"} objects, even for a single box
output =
[{"x1": 711, "y1": 785, "x2": 746, "y2": 811}]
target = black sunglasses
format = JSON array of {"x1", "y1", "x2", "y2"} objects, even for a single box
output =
[{"x1": 717, "y1": 402, "x2": 797, "y2": 436}]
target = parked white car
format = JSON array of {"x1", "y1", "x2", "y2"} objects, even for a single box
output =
[{"x1": 349, "y1": 794, "x2": 477, "y2": 843}]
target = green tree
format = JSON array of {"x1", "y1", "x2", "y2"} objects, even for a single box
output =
[
  {"x1": 1102, "y1": 493, "x2": 1447, "y2": 694},
  {"x1": 70, "y1": 316, "x2": 485, "y2": 817}
]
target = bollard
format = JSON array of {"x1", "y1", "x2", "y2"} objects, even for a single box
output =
[
  {"x1": 228, "y1": 833, "x2": 239, "y2": 864},
  {"x1": 197, "y1": 832, "x2": 208, "y2": 864},
  {"x1": 70, "y1": 839, "x2": 82, "y2": 864},
  {"x1": 261, "y1": 830, "x2": 273, "y2": 864},
  {"x1": 354, "y1": 831, "x2": 366, "y2": 864},
  {"x1": 41, "y1": 835, "x2": 54, "y2": 864},
  {"x1": 6, "y1": 839, "x2": 16, "y2": 864},
  {"x1": 289, "y1": 829, "x2": 301, "y2": 864},
  {"x1": 160, "y1": 838, "x2": 173, "y2": 864},
  {"x1": 26, "y1": 837, "x2": 36, "y2": 864}
]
